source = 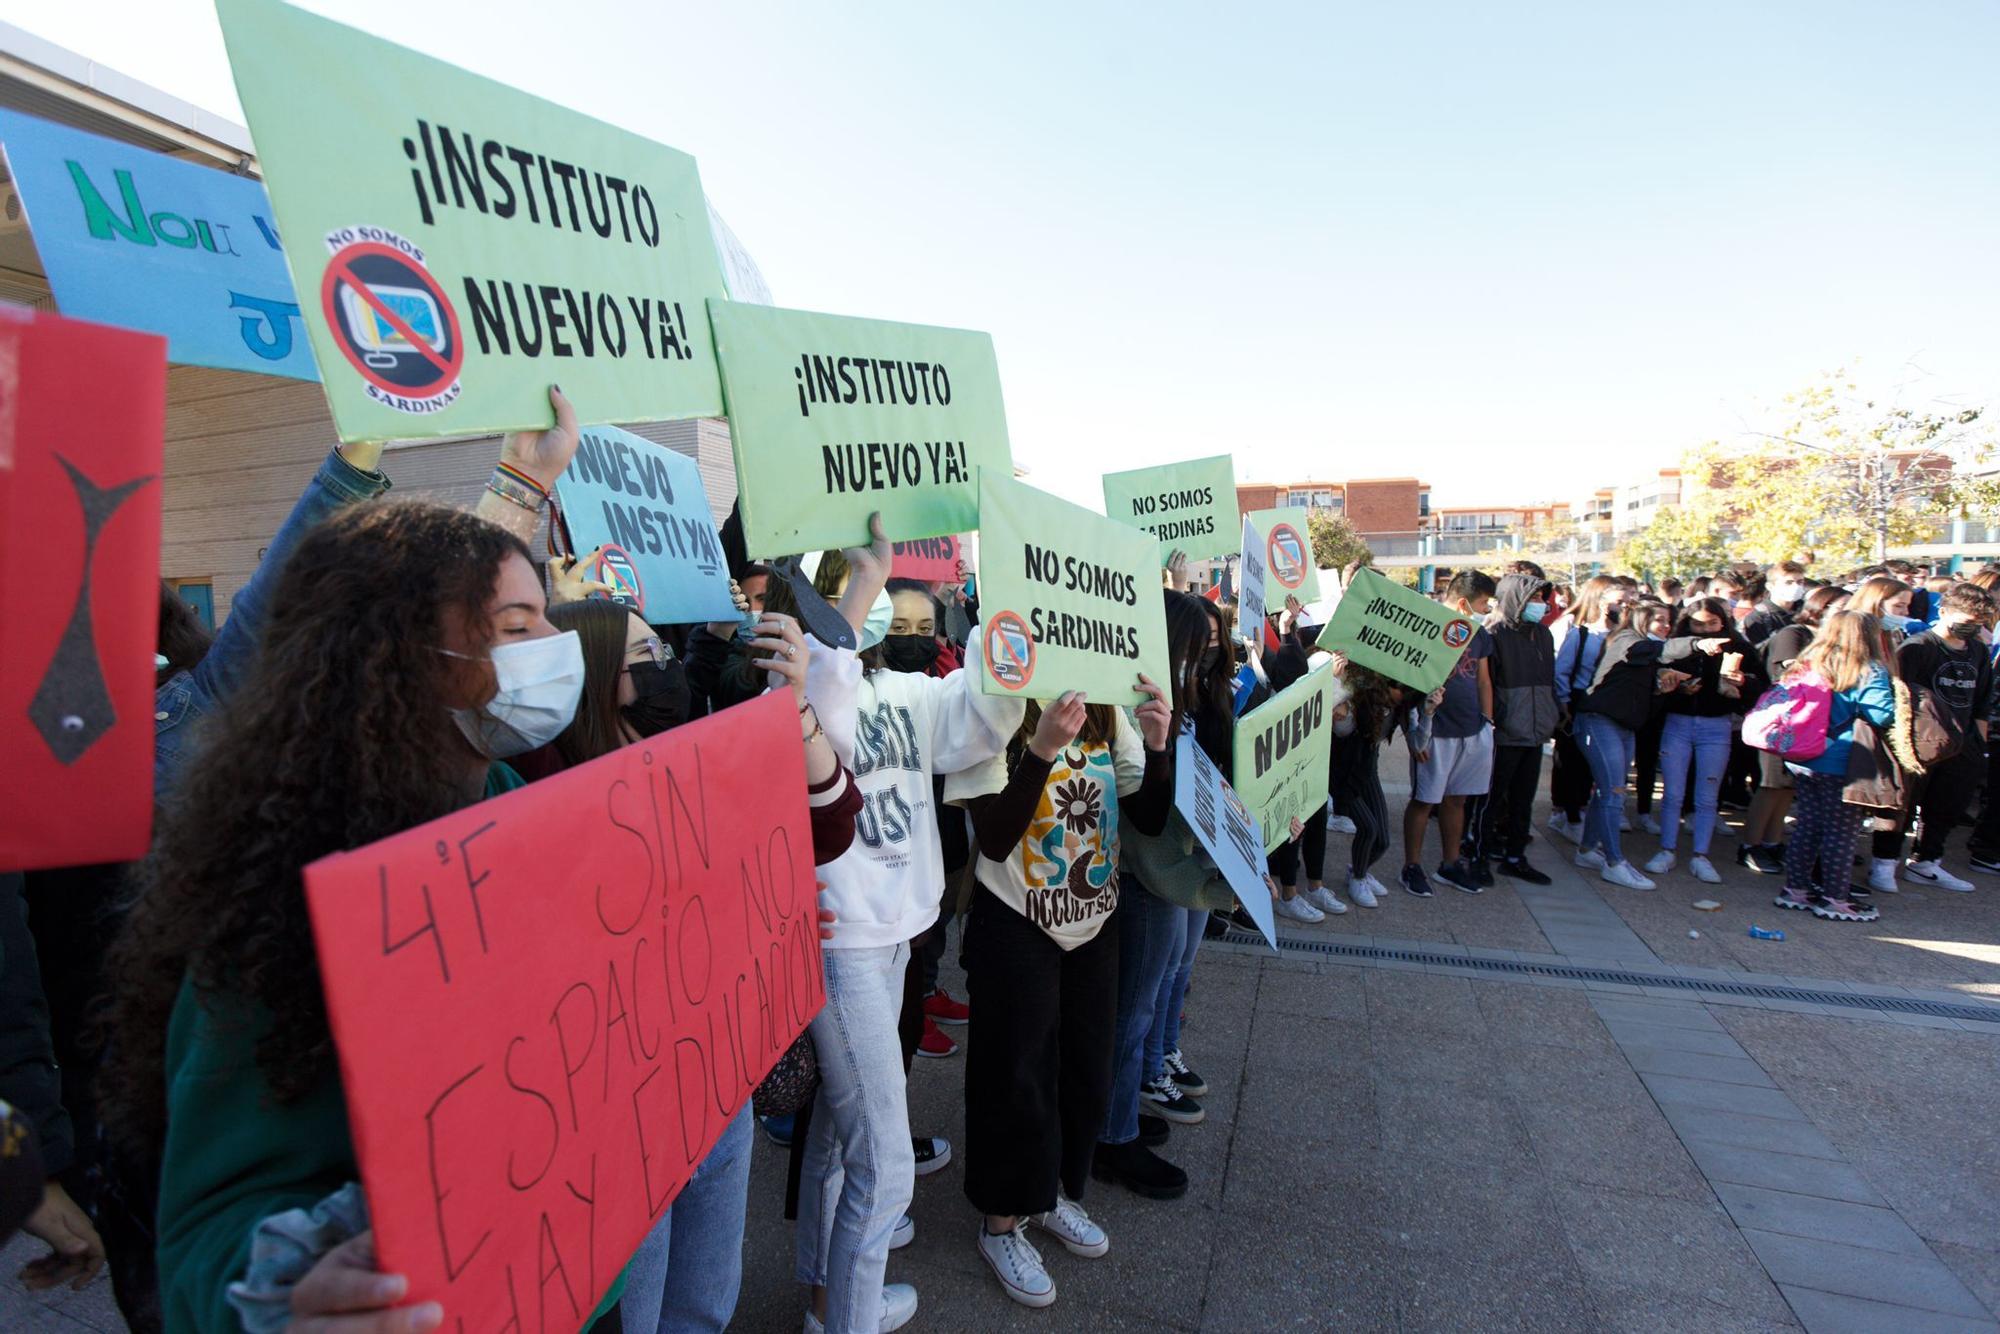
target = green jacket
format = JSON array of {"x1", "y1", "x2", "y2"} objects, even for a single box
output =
[{"x1": 154, "y1": 763, "x2": 623, "y2": 1331}]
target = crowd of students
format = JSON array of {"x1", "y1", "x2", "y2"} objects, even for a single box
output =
[{"x1": 3, "y1": 403, "x2": 1995, "y2": 1334}]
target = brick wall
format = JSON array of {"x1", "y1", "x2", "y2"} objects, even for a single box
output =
[
  {"x1": 1344, "y1": 479, "x2": 1421, "y2": 534},
  {"x1": 1236, "y1": 483, "x2": 1280, "y2": 517}
]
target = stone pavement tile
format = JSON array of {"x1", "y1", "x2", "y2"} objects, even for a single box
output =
[
  {"x1": 1498, "y1": 1038, "x2": 1659, "y2": 1111},
  {"x1": 0, "y1": 1236, "x2": 121, "y2": 1333},
  {"x1": 1592, "y1": 1289, "x2": 1803, "y2": 1332},
  {"x1": 1232, "y1": 1050, "x2": 1377, "y2": 1153},
  {"x1": 1712, "y1": 1182, "x2": 1932, "y2": 1258},
  {"x1": 1660, "y1": 1103, "x2": 1844, "y2": 1160},
  {"x1": 1360, "y1": 965, "x2": 1487, "y2": 1030},
  {"x1": 1605, "y1": 1017, "x2": 1752, "y2": 1057},
  {"x1": 1640, "y1": 1070, "x2": 1804, "y2": 1119},
  {"x1": 1380, "y1": 1159, "x2": 1570, "y2": 1258},
  {"x1": 1550, "y1": 1180, "x2": 1795, "y2": 1323},
  {"x1": 1681, "y1": 1139, "x2": 1887, "y2": 1206},
  {"x1": 1740, "y1": 1228, "x2": 1993, "y2": 1320},
  {"x1": 1377, "y1": 1088, "x2": 1534, "y2": 1168},
  {"x1": 1929, "y1": 1243, "x2": 2000, "y2": 1320},
  {"x1": 1515, "y1": 1094, "x2": 1714, "y2": 1202},
  {"x1": 1622, "y1": 1042, "x2": 1779, "y2": 1086},
  {"x1": 1776, "y1": 1286, "x2": 2000, "y2": 1334},
  {"x1": 1396, "y1": 1248, "x2": 1600, "y2": 1333},
  {"x1": 1252, "y1": 960, "x2": 1369, "y2": 1020},
  {"x1": 1845, "y1": 1146, "x2": 2000, "y2": 1255},
  {"x1": 1245, "y1": 999, "x2": 1369, "y2": 1076},
  {"x1": 1591, "y1": 997, "x2": 1725, "y2": 1031},
  {"x1": 1473, "y1": 979, "x2": 1623, "y2": 1051},
  {"x1": 1195, "y1": 1207, "x2": 1400, "y2": 1332}
]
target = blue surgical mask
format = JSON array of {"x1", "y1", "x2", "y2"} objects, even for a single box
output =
[
  {"x1": 1885, "y1": 614, "x2": 1925, "y2": 635},
  {"x1": 1522, "y1": 602, "x2": 1548, "y2": 625}
]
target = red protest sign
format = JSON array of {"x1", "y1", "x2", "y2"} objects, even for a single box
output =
[
  {"x1": 0, "y1": 309, "x2": 164, "y2": 872},
  {"x1": 890, "y1": 534, "x2": 962, "y2": 583},
  {"x1": 303, "y1": 691, "x2": 823, "y2": 1329}
]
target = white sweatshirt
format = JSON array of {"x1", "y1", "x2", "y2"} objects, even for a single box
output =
[{"x1": 805, "y1": 640, "x2": 1025, "y2": 950}]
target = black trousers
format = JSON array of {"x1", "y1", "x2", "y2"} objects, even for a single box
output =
[
  {"x1": 1875, "y1": 748, "x2": 1983, "y2": 862},
  {"x1": 1474, "y1": 745, "x2": 1544, "y2": 862},
  {"x1": 1633, "y1": 711, "x2": 1666, "y2": 814},
  {"x1": 1269, "y1": 802, "x2": 1330, "y2": 884},
  {"x1": 962, "y1": 886, "x2": 1118, "y2": 1217},
  {"x1": 1550, "y1": 727, "x2": 1591, "y2": 821},
  {"x1": 1970, "y1": 737, "x2": 2000, "y2": 859}
]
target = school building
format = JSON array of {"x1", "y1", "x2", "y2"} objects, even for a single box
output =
[{"x1": 0, "y1": 21, "x2": 742, "y2": 627}]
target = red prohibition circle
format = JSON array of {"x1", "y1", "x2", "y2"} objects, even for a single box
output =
[
  {"x1": 592, "y1": 543, "x2": 647, "y2": 615},
  {"x1": 1267, "y1": 523, "x2": 1308, "y2": 590},
  {"x1": 984, "y1": 611, "x2": 1037, "y2": 692},
  {"x1": 319, "y1": 240, "x2": 465, "y2": 398}
]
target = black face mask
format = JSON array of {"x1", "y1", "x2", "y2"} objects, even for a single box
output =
[
  {"x1": 622, "y1": 659, "x2": 691, "y2": 738},
  {"x1": 882, "y1": 634, "x2": 941, "y2": 674},
  {"x1": 1196, "y1": 646, "x2": 1222, "y2": 677}
]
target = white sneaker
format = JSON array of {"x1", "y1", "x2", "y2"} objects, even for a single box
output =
[
  {"x1": 1305, "y1": 884, "x2": 1349, "y2": 915},
  {"x1": 1643, "y1": 849, "x2": 1676, "y2": 875},
  {"x1": 1028, "y1": 1193, "x2": 1110, "y2": 1258},
  {"x1": 1574, "y1": 848, "x2": 1608, "y2": 871},
  {"x1": 1620, "y1": 812, "x2": 1634, "y2": 832},
  {"x1": 1359, "y1": 873, "x2": 1392, "y2": 903},
  {"x1": 1689, "y1": 855, "x2": 1722, "y2": 885},
  {"x1": 1328, "y1": 813, "x2": 1358, "y2": 834},
  {"x1": 1347, "y1": 875, "x2": 1380, "y2": 909},
  {"x1": 1640, "y1": 814, "x2": 1662, "y2": 835},
  {"x1": 979, "y1": 1225, "x2": 1056, "y2": 1308},
  {"x1": 804, "y1": 1284, "x2": 920, "y2": 1334},
  {"x1": 891, "y1": 1213, "x2": 915, "y2": 1250},
  {"x1": 1906, "y1": 859, "x2": 1975, "y2": 892},
  {"x1": 1602, "y1": 861, "x2": 1656, "y2": 891},
  {"x1": 1549, "y1": 814, "x2": 1582, "y2": 844},
  {"x1": 1868, "y1": 858, "x2": 1901, "y2": 894},
  {"x1": 1273, "y1": 894, "x2": 1325, "y2": 923}
]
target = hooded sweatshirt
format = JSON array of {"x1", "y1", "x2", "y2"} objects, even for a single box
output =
[
  {"x1": 805, "y1": 636, "x2": 1025, "y2": 949},
  {"x1": 1488, "y1": 574, "x2": 1560, "y2": 747}
]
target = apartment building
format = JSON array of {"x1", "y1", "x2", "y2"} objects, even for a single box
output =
[{"x1": 1235, "y1": 477, "x2": 1431, "y2": 535}]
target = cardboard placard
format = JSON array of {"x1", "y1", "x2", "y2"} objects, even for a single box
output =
[
  {"x1": 0, "y1": 110, "x2": 318, "y2": 380},
  {"x1": 1237, "y1": 515, "x2": 1266, "y2": 647},
  {"x1": 1323, "y1": 566, "x2": 1475, "y2": 693},
  {"x1": 1244, "y1": 508, "x2": 1321, "y2": 612},
  {"x1": 0, "y1": 309, "x2": 165, "y2": 871},
  {"x1": 1100, "y1": 455, "x2": 1238, "y2": 562},
  {"x1": 1232, "y1": 662, "x2": 1340, "y2": 853},
  {"x1": 303, "y1": 692, "x2": 821, "y2": 1328},
  {"x1": 555, "y1": 425, "x2": 737, "y2": 624},
  {"x1": 709, "y1": 300, "x2": 1012, "y2": 558},
  {"x1": 1173, "y1": 728, "x2": 1277, "y2": 948},
  {"x1": 889, "y1": 535, "x2": 963, "y2": 584},
  {"x1": 217, "y1": 0, "x2": 728, "y2": 441},
  {"x1": 973, "y1": 472, "x2": 1170, "y2": 705}
]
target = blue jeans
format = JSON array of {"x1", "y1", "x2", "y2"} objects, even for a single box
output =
[
  {"x1": 1575, "y1": 713, "x2": 1635, "y2": 865},
  {"x1": 1100, "y1": 879, "x2": 1183, "y2": 1146},
  {"x1": 620, "y1": 1106, "x2": 753, "y2": 1332},
  {"x1": 1658, "y1": 714, "x2": 1733, "y2": 856},
  {"x1": 1148, "y1": 909, "x2": 1207, "y2": 1080},
  {"x1": 797, "y1": 943, "x2": 915, "y2": 1334}
]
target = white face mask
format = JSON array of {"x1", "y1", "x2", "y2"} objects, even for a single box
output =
[
  {"x1": 857, "y1": 588, "x2": 895, "y2": 651},
  {"x1": 448, "y1": 630, "x2": 585, "y2": 759}
]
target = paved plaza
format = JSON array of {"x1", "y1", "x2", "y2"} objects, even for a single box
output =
[{"x1": 9, "y1": 771, "x2": 1999, "y2": 1333}]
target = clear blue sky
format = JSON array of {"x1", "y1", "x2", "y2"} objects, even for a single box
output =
[{"x1": 15, "y1": 0, "x2": 2000, "y2": 512}]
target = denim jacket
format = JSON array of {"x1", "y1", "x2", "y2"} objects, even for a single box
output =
[{"x1": 153, "y1": 451, "x2": 390, "y2": 798}]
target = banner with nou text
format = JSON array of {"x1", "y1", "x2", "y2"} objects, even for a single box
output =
[
  {"x1": 1100, "y1": 454, "x2": 1238, "y2": 562},
  {"x1": 1232, "y1": 661, "x2": 1342, "y2": 853},
  {"x1": 1244, "y1": 507, "x2": 1320, "y2": 613},
  {"x1": 1323, "y1": 566, "x2": 1476, "y2": 694},
  {"x1": 217, "y1": 0, "x2": 728, "y2": 441},
  {"x1": 0, "y1": 309, "x2": 165, "y2": 872},
  {"x1": 709, "y1": 300, "x2": 1013, "y2": 559},
  {"x1": 302, "y1": 691, "x2": 822, "y2": 1330},
  {"x1": 973, "y1": 472, "x2": 1169, "y2": 705}
]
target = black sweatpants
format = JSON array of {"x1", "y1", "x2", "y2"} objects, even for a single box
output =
[
  {"x1": 1269, "y1": 801, "x2": 1330, "y2": 885},
  {"x1": 1875, "y1": 748, "x2": 1984, "y2": 862},
  {"x1": 1475, "y1": 744, "x2": 1544, "y2": 862},
  {"x1": 1550, "y1": 727, "x2": 1591, "y2": 822},
  {"x1": 962, "y1": 886, "x2": 1118, "y2": 1217},
  {"x1": 1330, "y1": 732, "x2": 1389, "y2": 875},
  {"x1": 1633, "y1": 711, "x2": 1666, "y2": 814}
]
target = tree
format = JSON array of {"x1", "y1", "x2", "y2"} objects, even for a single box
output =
[
  {"x1": 1616, "y1": 504, "x2": 1734, "y2": 582},
  {"x1": 1692, "y1": 368, "x2": 1999, "y2": 568},
  {"x1": 1307, "y1": 509, "x2": 1372, "y2": 571}
]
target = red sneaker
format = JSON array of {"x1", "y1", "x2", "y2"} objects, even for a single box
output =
[
  {"x1": 917, "y1": 1017, "x2": 959, "y2": 1059},
  {"x1": 923, "y1": 986, "x2": 970, "y2": 1026}
]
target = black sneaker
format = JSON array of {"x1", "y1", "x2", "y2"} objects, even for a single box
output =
[
  {"x1": 1400, "y1": 864, "x2": 1435, "y2": 897},
  {"x1": 1748, "y1": 844, "x2": 1787, "y2": 875},
  {"x1": 913, "y1": 1135, "x2": 952, "y2": 1177},
  {"x1": 1137, "y1": 1114, "x2": 1170, "y2": 1147},
  {"x1": 1970, "y1": 853, "x2": 2000, "y2": 876},
  {"x1": 1496, "y1": 856, "x2": 1552, "y2": 886},
  {"x1": 1091, "y1": 1139, "x2": 1189, "y2": 1200},
  {"x1": 1469, "y1": 858, "x2": 1496, "y2": 889},
  {"x1": 1141, "y1": 1072, "x2": 1205, "y2": 1124},
  {"x1": 1435, "y1": 860, "x2": 1484, "y2": 894},
  {"x1": 1163, "y1": 1048, "x2": 1208, "y2": 1097},
  {"x1": 1203, "y1": 912, "x2": 1231, "y2": 939}
]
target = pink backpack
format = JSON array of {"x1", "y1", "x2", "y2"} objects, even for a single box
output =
[{"x1": 1741, "y1": 670, "x2": 1833, "y2": 760}]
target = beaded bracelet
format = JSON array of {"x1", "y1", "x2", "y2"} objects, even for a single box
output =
[{"x1": 487, "y1": 462, "x2": 549, "y2": 513}]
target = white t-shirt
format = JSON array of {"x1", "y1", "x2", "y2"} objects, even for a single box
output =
[{"x1": 945, "y1": 710, "x2": 1146, "y2": 951}]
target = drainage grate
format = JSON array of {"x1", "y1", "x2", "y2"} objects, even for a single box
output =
[{"x1": 1216, "y1": 932, "x2": 2000, "y2": 1025}]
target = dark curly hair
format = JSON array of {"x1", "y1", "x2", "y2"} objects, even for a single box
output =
[{"x1": 99, "y1": 499, "x2": 529, "y2": 1153}]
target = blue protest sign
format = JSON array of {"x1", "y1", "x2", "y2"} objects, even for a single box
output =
[
  {"x1": 555, "y1": 425, "x2": 738, "y2": 624},
  {"x1": 1174, "y1": 726, "x2": 1278, "y2": 950},
  {"x1": 0, "y1": 111, "x2": 317, "y2": 380}
]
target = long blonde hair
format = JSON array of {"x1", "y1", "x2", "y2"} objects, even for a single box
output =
[
  {"x1": 1569, "y1": 574, "x2": 1622, "y2": 628},
  {"x1": 1791, "y1": 609, "x2": 1888, "y2": 693},
  {"x1": 1847, "y1": 576, "x2": 1911, "y2": 619}
]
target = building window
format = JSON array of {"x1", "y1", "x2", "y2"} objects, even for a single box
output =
[{"x1": 1419, "y1": 493, "x2": 1431, "y2": 517}]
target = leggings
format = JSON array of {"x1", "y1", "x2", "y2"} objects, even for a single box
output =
[
  {"x1": 1786, "y1": 773, "x2": 1865, "y2": 894},
  {"x1": 1551, "y1": 726, "x2": 1592, "y2": 822},
  {"x1": 1331, "y1": 732, "x2": 1389, "y2": 875},
  {"x1": 1269, "y1": 801, "x2": 1329, "y2": 885}
]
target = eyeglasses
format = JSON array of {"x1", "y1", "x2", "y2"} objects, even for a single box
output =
[{"x1": 625, "y1": 636, "x2": 669, "y2": 669}]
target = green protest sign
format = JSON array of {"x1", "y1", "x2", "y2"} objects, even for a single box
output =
[
  {"x1": 974, "y1": 472, "x2": 1169, "y2": 705},
  {"x1": 1244, "y1": 508, "x2": 1320, "y2": 612},
  {"x1": 709, "y1": 301, "x2": 1013, "y2": 558},
  {"x1": 1325, "y1": 566, "x2": 1476, "y2": 693},
  {"x1": 217, "y1": 0, "x2": 728, "y2": 442},
  {"x1": 1232, "y1": 662, "x2": 1341, "y2": 852},
  {"x1": 1100, "y1": 455, "x2": 1238, "y2": 562}
]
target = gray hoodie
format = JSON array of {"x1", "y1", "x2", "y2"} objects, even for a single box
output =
[{"x1": 1488, "y1": 574, "x2": 1560, "y2": 746}]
